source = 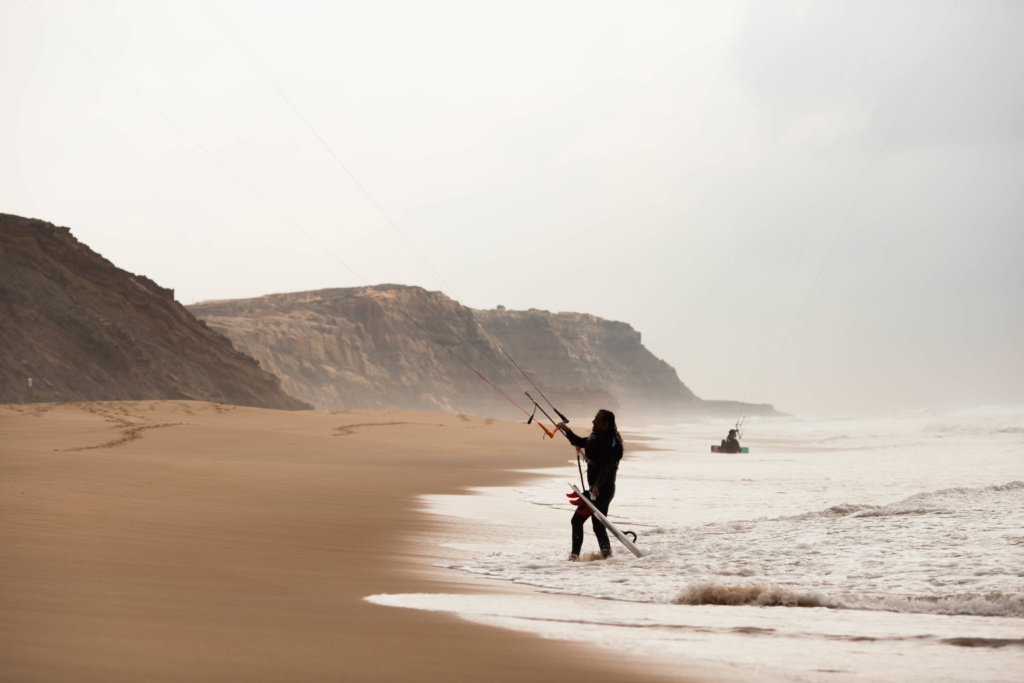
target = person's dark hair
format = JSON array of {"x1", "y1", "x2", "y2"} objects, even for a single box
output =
[{"x1": 599, "y1": 409, "x2": 624, "y2": 450}]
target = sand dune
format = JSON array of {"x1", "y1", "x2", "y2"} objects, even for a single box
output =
[{"x1": 0, "y1": 401, "x2": 706, "y2": 682}]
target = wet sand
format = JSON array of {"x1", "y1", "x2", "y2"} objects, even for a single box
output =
[{"x1": 0, "y1": 401, "x2": 757, "y2": 682}]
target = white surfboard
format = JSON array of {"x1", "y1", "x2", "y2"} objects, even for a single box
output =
[{"x1": 570, "y1": 483, "x2": 645, "y2": 558}]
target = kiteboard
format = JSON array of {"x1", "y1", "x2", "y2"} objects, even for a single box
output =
[
  {"x1": 569, "y1": 483, "x2": 645, "y2": 558},
  {"x1": 711, "y1": 445, "x2": 748, "y2": 453}
]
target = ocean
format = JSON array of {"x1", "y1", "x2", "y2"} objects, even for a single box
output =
[{"x1": 368, "y1": 407, "x2": 1024, "y2": 682}]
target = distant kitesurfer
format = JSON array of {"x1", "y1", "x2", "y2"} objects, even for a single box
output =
[
  {"x1": 556, "y1": 410, "x2": 623, "y2": 561},
  {"x1": 721, "y1": 429, "x2": 741, "y2": 453}
]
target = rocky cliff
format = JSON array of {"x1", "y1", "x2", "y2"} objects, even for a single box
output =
[
  {"x1": 0, "y1": 214, "x2": 309, "y2": 409},
  {"x1": 473, "y1": 307, "x2": 698, "y2": 416},
  {"x1": 189, "y1": 286, "x2": 529, "y2": 417},
  {"x1": 189, "y1": 285, "x2": 779, "y2": 419}
]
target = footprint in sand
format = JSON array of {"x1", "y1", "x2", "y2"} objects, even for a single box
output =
[{"x1": 60, "y1": 403, "x2": 183, "y2": 452}]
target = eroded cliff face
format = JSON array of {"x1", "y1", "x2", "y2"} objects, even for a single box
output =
[
  {"x1": 190, "y1": 287, "x2": 527, "y2": 417},
  {"x1": 473, "y1": 307, "x2": 698, "y2": 416},
  {"x1": 0, "y1": 214, "x2": 309, "y2": 409},
  {"x1": 188, "y1": 285, "x2": 731, "y2": 420}
]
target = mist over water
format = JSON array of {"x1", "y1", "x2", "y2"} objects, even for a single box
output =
[{"x1": 369, "y1": 406, "x2": 1024, "y2": 682}]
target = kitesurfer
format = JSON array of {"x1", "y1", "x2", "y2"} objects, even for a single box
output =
[
  {"x1": 720, "y1": 429, "x2": 742, "y2": 453},
  {"x1": 556, "y1": 410, "x2": 623, "y2": 560}
]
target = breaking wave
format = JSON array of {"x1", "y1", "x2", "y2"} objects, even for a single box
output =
[
  {"x1": 857, "y1": 591, "x2": 1024, "y2": 618},
  {"x1": 673, "y1": 581, "x2": 841, "y2": 608},
  {"x1": 794, "y1": 481, "x2": 1024, "y2": 521},
  {"x1": 848, "y1": 506, "x2": 950, "y2": 518},
  {"x1": 673, "y1": 581, "x2": 1024, "y2": 617}
]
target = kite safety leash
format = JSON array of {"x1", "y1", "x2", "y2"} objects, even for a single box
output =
[{"x1": 576, "y1": 447, "x2": 586, "y2": 491}]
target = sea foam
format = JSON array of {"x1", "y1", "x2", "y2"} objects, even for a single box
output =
[{"x1": 402, "y1": 408, "x2": 1024, "y2": 683}]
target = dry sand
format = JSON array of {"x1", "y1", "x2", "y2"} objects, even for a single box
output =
[{"x1": 0, "y1": 401, "x2": 739, "y2": 682}]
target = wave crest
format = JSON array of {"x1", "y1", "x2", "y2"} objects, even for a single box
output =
[
  {"x1": 794, "y1": 481, "x2": 1024, "y2": 521},
  {"x1": 672, "y1": 582, "x2": 1024, "y2": 617},
  {"x1": 672, "y1": 581, "x2": 840, "y2": 608},
  {"x1": 862, "y1": 591, "x2": 1024, "y2": 618}
]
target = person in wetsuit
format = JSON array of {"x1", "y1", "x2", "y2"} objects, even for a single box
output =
[
  {"x1": 721, "y1": 429, "x2": 741, "y2": 453},
  {"x1": 555, "y1": 409, "x2": 623, "y2": 561}
]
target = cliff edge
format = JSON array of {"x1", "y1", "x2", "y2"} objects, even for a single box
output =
[
  {"x1": 190, "y1": 285, "x2": 779, "y2": 419},
  {"x1": 0, "y1": 213, "x2": 309, "y2": 409}
]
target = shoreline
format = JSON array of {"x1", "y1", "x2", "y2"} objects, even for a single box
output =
[
  {"x1": 399, "y1": 412, "x2": 1024, "y2": 683},
  {"x1": 0, "y1": 401, "x2": 735, "y2": 682}
]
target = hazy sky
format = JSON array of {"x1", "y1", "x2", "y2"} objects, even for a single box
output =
[{"x1": 3, "y1": 0, "x2": 1022, "y2": 416}]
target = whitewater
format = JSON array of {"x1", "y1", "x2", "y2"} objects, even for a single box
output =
[{"x1": 368, "y1": 406, "x2": 1024, "y2": 682}]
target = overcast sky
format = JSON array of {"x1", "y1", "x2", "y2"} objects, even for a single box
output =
[{"x1": 3, "y1": 0, "x2": 1022, "y2": 416}]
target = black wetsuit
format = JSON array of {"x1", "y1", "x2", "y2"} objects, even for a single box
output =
[
  {"x1": 721, "y1": 436, "x2": 741, "y2": 453},
  {"x1": 561, "y1": 427, "x2": 623, "y2": 557}
]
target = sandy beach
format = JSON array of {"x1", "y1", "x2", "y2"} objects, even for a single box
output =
[{"x1": 0, "y1": 401, "x2": 741, "y2": 683}]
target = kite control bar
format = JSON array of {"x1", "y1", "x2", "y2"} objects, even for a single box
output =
[
  {"x1": 538, "y1": 394, "x2": 570, "y2": 425},
  {"x1": 525, "y1": 399, "x2": 556, "y2": 438},
  {"x1": 526, "y1": 392, "x2": 563, "y2": 438}
]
